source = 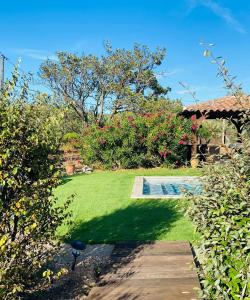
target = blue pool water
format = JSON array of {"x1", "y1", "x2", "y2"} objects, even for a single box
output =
[{"x1": 143, "y1": 180, "x2": 202, "y2": 196}]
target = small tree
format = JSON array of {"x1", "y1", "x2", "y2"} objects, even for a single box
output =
[{"x1": 0, "y1": 71, "x2": 72, "y2": 299}]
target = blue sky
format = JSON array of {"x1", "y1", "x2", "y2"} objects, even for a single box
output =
[{"x1": 1, "y1": 0, "x2": 250, "y2": 105}]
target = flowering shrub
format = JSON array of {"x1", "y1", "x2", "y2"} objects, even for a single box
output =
[{"x1": 81, "y1": 113, "x2": 192, "y2": 169}]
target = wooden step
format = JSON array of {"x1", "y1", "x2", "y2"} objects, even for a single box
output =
[
  {"x1": 87, "y1": 278, "x2": 199, "y2": 300},
  {"x1": 86, "y1": 242, "x2": 200, "y2": 300}
]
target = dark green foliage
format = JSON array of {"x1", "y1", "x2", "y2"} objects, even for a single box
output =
[
  {"x1": 188, "y1": 43, "x2": 250, "y2": 299},
  {"x1": 0, "y1": 72, "x2": 72, "y2": 299},
  {"x1": 82, "y1": 112, "x2": 192, "y2": 169},
  {"x1": 188, "y1": 141, "x2": 250, "y2": 299}
]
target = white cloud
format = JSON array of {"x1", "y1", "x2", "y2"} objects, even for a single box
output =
[
  {"x1": 156, "y1": 68, "x2": 184, "y2": 79},
  {"x1": 177, "y1": 84, "x2": 224, "y2": 95},
  {"x1": 12, "y1": 48, "x2": 58, "y2": 61},
  {"x1": 186, "y1": 0, "x2": 246, "y2": 34}
]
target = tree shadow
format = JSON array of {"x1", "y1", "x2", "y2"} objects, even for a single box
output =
[
  {"x1": 65, "y1": 200, "x2": 182, "y2": 243},
  {"x1": 59, "y1": 177, "x2": 72, "y2": 186},
  {"x1": 25, "y1": 202, "x2": 186, "y2": 299}
]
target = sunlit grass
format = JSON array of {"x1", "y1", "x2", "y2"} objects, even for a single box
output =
[{"x1": 55, "y1": 167, "x2": 201, "y2": 243}]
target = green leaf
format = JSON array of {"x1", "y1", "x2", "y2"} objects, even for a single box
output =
[{"x1": 203, "y1": 50, "x2": 211, "y2": 57}]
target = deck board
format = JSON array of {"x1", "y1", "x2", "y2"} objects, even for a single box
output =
[{"x1": 86, "y1": 242, "x2": 200, "y2": 300}]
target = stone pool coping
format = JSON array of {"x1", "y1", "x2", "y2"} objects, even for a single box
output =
[{"x1": 131, "y1": 176, "x2": 200, "y2": 199}]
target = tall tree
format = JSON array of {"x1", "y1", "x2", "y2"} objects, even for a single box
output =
[
  {"x1": 40, "y1": 43, "x2": 170, "y2": 124},
  {"x1": 40, "y1": 53, "x2": 97, "y2": 123},
  {"x1": 105, "y1": 43, "x2": 170, "y2": 115}
]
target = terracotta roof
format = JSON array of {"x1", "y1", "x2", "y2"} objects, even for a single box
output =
[{"x1": 183, "y1": 95, "x2": 250, "y2": 113}]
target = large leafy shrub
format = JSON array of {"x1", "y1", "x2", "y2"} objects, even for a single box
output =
[
  {"x1": 82, "y1": 112, "x2": 192, "y2": 169},
  {"x1": 0, "y1": 74, "x2": 72, "y2": 299},
  {"x1": 188, "y1": 140, "x2": 250, "y2": 299}
]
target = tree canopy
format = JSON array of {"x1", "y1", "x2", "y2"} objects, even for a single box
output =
[{"x1": 40, "y1": 43, "x2": 170, "y2": 125}]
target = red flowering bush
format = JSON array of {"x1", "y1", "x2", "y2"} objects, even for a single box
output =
[{"x1": 82, "y1": 113, "x2": 192, "y2": 169}]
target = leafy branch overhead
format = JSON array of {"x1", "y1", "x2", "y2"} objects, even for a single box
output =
[{"x1": 39, "y1": 43, "x2": 170, "y2": 124}]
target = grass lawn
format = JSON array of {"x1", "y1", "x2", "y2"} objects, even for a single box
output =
[{"x1": 55, "y1": 167, "x2": 201, "y2": 243}]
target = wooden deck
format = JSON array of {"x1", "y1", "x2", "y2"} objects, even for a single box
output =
[{"x1": 87, "y1": 241, "x2": 200, "y2": 300}]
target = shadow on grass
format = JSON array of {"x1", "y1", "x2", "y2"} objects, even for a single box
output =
[
  {"x1": 59, "y1": 177, "x2": 72, "y2": 186},
  {"x1": 24, "y1": 202, "x2": 185, "y2": 299},
  {"x1": 65, "y1": 200, "x2": 182, "y2": 243}
]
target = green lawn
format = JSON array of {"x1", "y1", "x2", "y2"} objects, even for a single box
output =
[{"x1": 55, "y1": 167, "x2": 201, "y2": 243}]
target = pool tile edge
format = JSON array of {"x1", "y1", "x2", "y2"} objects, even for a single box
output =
[{"x1": 130, "y1": 176, "x2": 200, "y2": 199}]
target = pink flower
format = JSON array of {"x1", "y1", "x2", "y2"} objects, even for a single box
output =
[
  {"x1": 191, "y1": 124, "x2": 197, "y2": 132},
  {"x1": 159, "y1": 149, "x2": 168, "y2": 159},
  {"x1": 127, "y1": 116, "x2": 134, "y2": 122}
]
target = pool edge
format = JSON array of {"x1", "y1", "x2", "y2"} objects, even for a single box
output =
[{"x1": 130, "y1": 176, "x2": 200, "y2": 199}]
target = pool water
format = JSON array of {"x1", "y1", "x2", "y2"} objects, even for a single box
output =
[{"x1": 143, "y1": 180, "x2": 202, "y2": 196}]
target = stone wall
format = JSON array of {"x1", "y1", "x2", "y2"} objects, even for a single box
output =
[{"x1": 63, "y1": 149, "x2": 83, "y2": 173}]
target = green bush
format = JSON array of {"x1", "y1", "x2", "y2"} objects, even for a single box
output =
[
  {"x1": 0, "y1": 73, "x2": 72, "y2": 299},
  {"x1": 188, "y1": 140, "x2": 250, "y2": 299},
  {"x1": 62, "y1": 131, "x2": 81, "y2": 151},
  {"x1": 82, "y1": 112, "x2": 192, "y2": 169}
]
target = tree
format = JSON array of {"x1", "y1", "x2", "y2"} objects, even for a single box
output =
[
  {"x1": 39, "y1": 43, "x2": 170, "y2": 124},
  {"x1": 40, "y1": 53, "x2": 97, "y2": 124},
  {"x1": 0, "y1": 70, "x2": 72, "y2": 299},
  {"x1": 139, "y1": 97, "x2": 183, "y2": 114},
  {"x1": 105, "y1": 43, "x2": 170, "y2": 115}
]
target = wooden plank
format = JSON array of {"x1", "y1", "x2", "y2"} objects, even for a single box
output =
[
  {"x1": 86, "y1": 242, "x2": 200, "y2": 300},
  {"x1": 112, "y1": 254, "x2": 194, "y2": 265},
  {"x1": 87, "y1": 278, "x2": 199, "y2": 300},
  {"x1": 101, "y1": 270, "x2": 197, "y2": 280},
  {"x1": 111, "y1": 242, "x2": 192, "y2": 256},
  {"x1": 112, "y1": 241, "x2": 191, "y2": 250}
]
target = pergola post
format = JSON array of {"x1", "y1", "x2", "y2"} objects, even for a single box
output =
[
  {"x1": 222, "y1": 119, "x2": 226, "y2": 144},
  {"x1": 181, "y1": 95, "x2": 250, "y2": 163},
  {"x1": 191, "y1": 133, "x2": 198, "y2": 158},
  {"x1": 230, "y1": 119, "x2": 243, "y2": 143}
]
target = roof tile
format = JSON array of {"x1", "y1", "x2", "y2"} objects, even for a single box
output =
[{"x1": 183, "y1": 95, "x2": 250, "y2": 113}]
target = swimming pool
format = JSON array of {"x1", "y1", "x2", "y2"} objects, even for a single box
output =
[{"x1": 131, "y1": 176, "x2": 202, "y2": 199}]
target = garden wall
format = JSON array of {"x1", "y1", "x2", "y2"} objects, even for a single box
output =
[{"x1": 63, "y1": 149, "x2": 83, "y2": 173}]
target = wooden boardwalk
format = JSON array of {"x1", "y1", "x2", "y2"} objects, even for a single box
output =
[{"x1": 87, "y1": 242, "x2": 200, "y2": 300}]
